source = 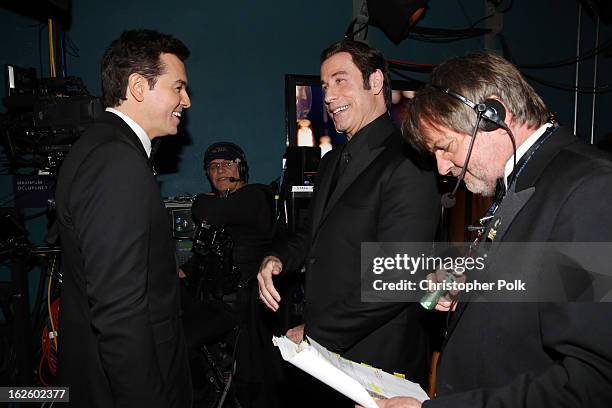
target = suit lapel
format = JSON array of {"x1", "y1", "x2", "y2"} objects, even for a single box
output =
[
  {"x1": 100, "y1": 111, "x2": 151, "y2": 162},
  {"x1": 443, "y1": 185, "x2": 536, "y2": 343},
  {"x1": 491, "y1": 186, "x2": 535, "y2": 241},
  {"x1": 316, "y1": 117, "x2": 395, "y2": 230},
  {"x1": 318, "y1": 142, "x2": 386, "y2": 225},
  {"x1": 309, "y1": 148, "x2": 341, "y2": 235}
]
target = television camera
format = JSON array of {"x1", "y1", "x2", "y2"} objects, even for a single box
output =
[{"x1": 1, "y1": 64, "x2": 102, "y2": 175}]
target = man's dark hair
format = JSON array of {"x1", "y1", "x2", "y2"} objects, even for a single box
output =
[
  {"x1": 403, "y1": 51, "x2": 549, "y2": 153},
  {"x1": 101, "y1": 29, "x2": 190, "y2": 108},
  {"x1": 320, "y1": 40, "x2": 392, "y2": 110}
]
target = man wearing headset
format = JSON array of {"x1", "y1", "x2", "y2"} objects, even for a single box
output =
[
  {"x1": 372, "y1": 52, "x2": 612, "y2": 407},
  {"x1": 201, "y1": 142, "x2": 248, "y2": 196},
  {"x1": 180, "y1": 142, "x2": 282, "y2": 407}
]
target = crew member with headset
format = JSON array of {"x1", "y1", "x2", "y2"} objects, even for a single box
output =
[
  {"x1": 180, "y1": 142, "x2": 283, "y2": 408},
  {"x1": 373, "y1": 51, "x2": 612, "y2": 408}
]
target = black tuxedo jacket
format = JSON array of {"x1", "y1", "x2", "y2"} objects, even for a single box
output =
[
  {"x1": 55, "y1": 112, "x2": 192, "y2": 408},
  {"x1": 275, "y1": 114, "x2": 440, "y2": 383},
  {"x1": 428, "y1": 127, "x2": 612, "y2": 408}
]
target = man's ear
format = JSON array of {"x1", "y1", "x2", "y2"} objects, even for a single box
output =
[
  {"x1": 369, "y1": 69, "x2": 384, "y2": 95},
  {"x1": 127, "y1": 73, "x2": 146, "y2": 102}
]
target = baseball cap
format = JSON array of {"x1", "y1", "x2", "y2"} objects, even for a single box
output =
[{"x1": 203, "y1": 142, "x2": 245, "y2": 168}]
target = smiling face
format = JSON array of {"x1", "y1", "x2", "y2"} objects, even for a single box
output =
[
  {"x1": 141, "y1": 53, "x2": 191, "y2": 139},
  {"x1": 423, "y1": 121, "x2": 508, "y2": 197},
  {"x1": 208, "y1": 159, "x2": 245, "y2": 193},
  {"x1": 320, "y1": 52, "x2": 386, "y2": 140}
]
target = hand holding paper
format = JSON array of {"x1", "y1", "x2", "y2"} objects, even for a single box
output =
[{"x1": 274, "y1": 336, "x2": 429, "y2": 408}]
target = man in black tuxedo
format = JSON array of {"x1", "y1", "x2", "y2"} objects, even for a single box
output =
[
  {"x1": 257, "y1": 40, "x2": 440, "y2": 385},
  {"x1": 55, "y1": 30, "x2": 193, "y2": 407},
  {"x1": 377, "y1": 52, "x2": 612, "y2": 407}
]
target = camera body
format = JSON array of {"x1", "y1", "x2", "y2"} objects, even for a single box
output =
[{"x1": 192, "y1": 221, "x2": 239, "y2": 300}]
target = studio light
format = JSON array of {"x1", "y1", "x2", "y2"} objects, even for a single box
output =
[{"x1": 367, "y1": 0, "x2": 430, "y2": 45}]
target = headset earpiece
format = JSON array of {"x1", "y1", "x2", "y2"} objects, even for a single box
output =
[
  {"x1": 235, "y1": 158, "x2": 249, "y2": 183},
  {"x1": 478, "y1": 99, "x2": 506, "y2": 132},
  {"x1": 431, "y1": 85, "x2": 509, "y2": 133}
]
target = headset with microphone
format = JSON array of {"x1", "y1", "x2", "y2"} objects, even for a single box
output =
[
  {"x1": 204, "y1": 147, "x2": 249, "y2": 181},
  {"x1": 210, "y1": 166, "x2": 245, "y2": 197},
  {"x1": 203, "y1": 142, "x2": 250, "y2": 196},
  {"x1": 434, "y1": 86, "x2": 509, "y2": 133},
  {"x1": 431, "y1": 85, "x2": 516, "y2": 209}
]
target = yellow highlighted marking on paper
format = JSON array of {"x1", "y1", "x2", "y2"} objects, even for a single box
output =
[{"x1": 369, "y1": 383, "x2": 383, "y2": 394}]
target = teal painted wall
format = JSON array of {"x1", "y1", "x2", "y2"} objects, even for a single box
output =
[
  {"x1": 0, "y1": 0, "x2": 610, "y2": 318},
  {"x1": 61, "y1": 1, "x2": 355, "y2": 194},
  {"x1": 1, "y1": 0, "x2": 611, "y2": 203}
]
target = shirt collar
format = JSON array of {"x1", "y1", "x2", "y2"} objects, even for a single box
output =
[
  {"x1": 105, "y1": 107, "x2": 152, "y2": 158},
  {"x1": 503, "y1": 122, "x2": 552, "y2": 188},
  {"x1": 345, "y1": 113, "x2": 392, "y2": 154}
]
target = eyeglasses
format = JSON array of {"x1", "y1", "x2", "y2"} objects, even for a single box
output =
[{"x1": 207, "y1": 160, "x2": 237, "y2": 172}]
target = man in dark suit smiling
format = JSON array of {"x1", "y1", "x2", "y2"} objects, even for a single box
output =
[
  {"x1": 55, "y1": 29, "x2": 192, "y2": 407},
  {"x1": 257, "y1": 40, "x2": 440, "y2": 388}
]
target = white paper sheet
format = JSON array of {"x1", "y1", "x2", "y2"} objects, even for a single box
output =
[{"x1": 274, "y1": 336, "x2": 429, "y2": 407}]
